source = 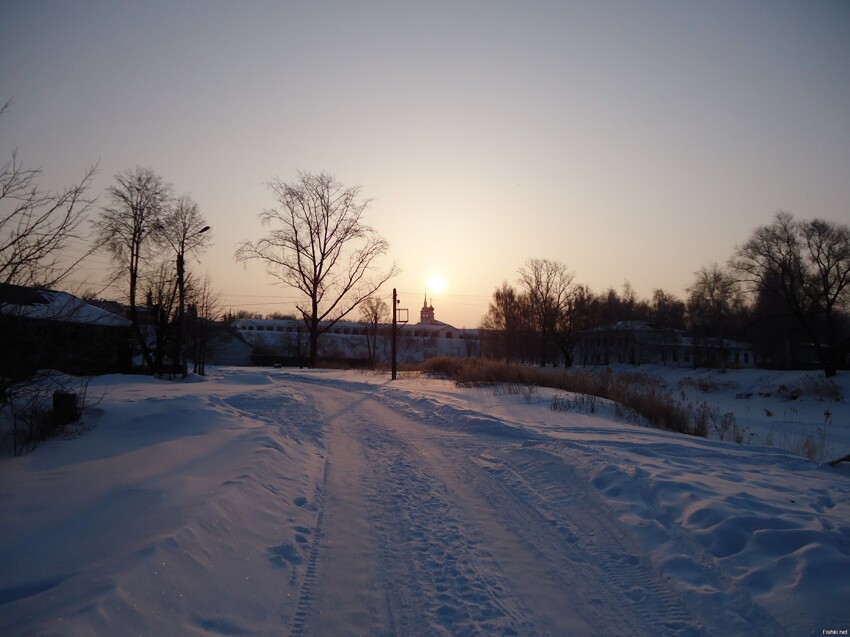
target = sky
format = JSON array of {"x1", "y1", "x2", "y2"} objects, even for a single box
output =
[{"x1": 2, "y1": 1, "x2": 849, "y2": 328}]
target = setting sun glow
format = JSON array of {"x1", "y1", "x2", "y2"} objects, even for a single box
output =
[{"x1": 427, "y1": 274, "x2": 447, "y2": 295}]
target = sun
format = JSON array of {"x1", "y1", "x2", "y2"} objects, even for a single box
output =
[{"x1": 427, "y1": 273, "x2": 447, "y2": 295}]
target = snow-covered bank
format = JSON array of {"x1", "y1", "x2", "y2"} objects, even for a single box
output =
[
  {"x1": 0, "y1": 366, "x2": 848, "y2": 635},
  {"x1": 0, "y1": 373, "x2": 328, "y2": 636}
]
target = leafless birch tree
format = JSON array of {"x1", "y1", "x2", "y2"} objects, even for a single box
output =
[
  {"x1": 95, "y1": 167, "x2": 173, "y2": 370},
  {"x1": 235, "y1": 171, "x2": 399, "y2": 367}
]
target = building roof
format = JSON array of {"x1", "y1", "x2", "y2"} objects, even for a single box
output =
[
  {"x1": 584, "y1": 320, "x2": 659, "y2": 332},
  {"x1": 0, "y1": 283, "x2": 131, "y2": 327}
]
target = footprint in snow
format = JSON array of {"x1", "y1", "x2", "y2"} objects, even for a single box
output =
[
  {"x1": 292, "y1": 496, "x2": 317, "y2": 510},
  {"x1": 268, "y1": 543, "x2": 302, "y2": 568}
]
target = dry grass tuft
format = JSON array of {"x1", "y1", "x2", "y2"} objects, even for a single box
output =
[{"x1": 419, "y1": 357, "x2": 701, "y2": 437}]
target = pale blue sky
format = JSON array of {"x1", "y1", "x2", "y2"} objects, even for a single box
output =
[{"x1": 2, "y1": 1, "x2": 849, "y2": 327}]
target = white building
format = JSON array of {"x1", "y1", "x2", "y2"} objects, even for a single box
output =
[{"x1": 234, "y1": 295, "x2": 478, "y2": 364}]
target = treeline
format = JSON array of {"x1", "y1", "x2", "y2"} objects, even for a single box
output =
[{"x1": 480, "y1": 213, "x2": 850, "y2": 377}]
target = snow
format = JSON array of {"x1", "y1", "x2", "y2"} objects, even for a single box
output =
[
  {"x1": 1, "y1": 365, "x2": 848, "y2": 635},
  {"x1": 1, "y1": 289, "x2": 131, "y2": 326}
]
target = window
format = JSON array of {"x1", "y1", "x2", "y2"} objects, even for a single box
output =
[{"x1": 744, "y1": 352, "x2": 749, "y2": 364}]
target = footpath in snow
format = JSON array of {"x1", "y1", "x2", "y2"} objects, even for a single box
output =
[{"x1": 0, "y1": 365, "x2": 848, "y2": 636}]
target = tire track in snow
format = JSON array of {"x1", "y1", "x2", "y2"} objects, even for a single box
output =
[
  {"x1": 357, "y1": 421, "x2": 527, "y2": 636},
  {"x1": 288, "y1": 459, "x2": 328, "y2": 637},
  {"x1": 288, "y1": 381, "x2": 771, "y2": 636},
  {"x1": 370, "y1": 384, "x2": 785, "y2": 635},
  {"x1": 214, "y1": 384, "x2": 330, "y2": 637},
  {"x1": 365, "y1": 387, "x2": 701, "y2": 635},
  {"x1": 485, "y1": 443, "x2": 787, "y2": 637},
  {"x1": 461, "y1": 444, "x2": 701, "y2": 637}
]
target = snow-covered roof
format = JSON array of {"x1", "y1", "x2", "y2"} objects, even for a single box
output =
[
  {"x1": 0, "y1": 285, "x2": 131, "y2": 327},
  {"x1": 409, "y1": 320, "x2": 452, "y2": 330},
  {"x1": 585, "y1": 320, "x2": 659, "y2": 332},
  {"x1": 680, "y1": 336, "x2": 752, "y2": 350}
]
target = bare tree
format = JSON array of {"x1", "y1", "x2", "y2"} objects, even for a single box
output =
[
  {"x1": 155, "y1": 194, "x2": 211, "y2": 261},
  {"x1": 95, "y1": 167, "x2": 173, "y2": 371},
  {"x1": 651, "y1": 288, "x2": 686, "y2": 330},
  {"x1": 687, "y1": 263, "x2": 743, "y2": 372},
  {"x1": 480, "y1": 282, "x2": 527, "y2": 362},
  {"x1": 235, "y1": 171, "x2": 399, "y2": 367},
  {"x1": 555, "y1": 282, "x2": 592, "y2": 367},
  {"x1": 359, "y1": 296, "x2": 389, "y2": 368},
  {"x1": 1, "y1": 100, "x2": 99, "y2": 288},
  {"x1": 800, "y1": 218, "x2": 850, "y2": 368},
  {"x1": 154, "y1": 194, "x2": 211, "y2": 376},
  {"x1": 187, "y1": 274, "x2": 221, "y2": 376},
  {"x1": 141, "y1": 260, "x2": 179, "y2": 374},
  {"x1": 518, "y1": 258, "x2": 576, "y2": 366},
  {"x1": 731, "y1": 212, "x2": 850, "y2": 377}
]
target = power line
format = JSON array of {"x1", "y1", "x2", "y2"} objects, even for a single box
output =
[{"x1": 218, "y1": 292, "x2": 302, "y2": 299}]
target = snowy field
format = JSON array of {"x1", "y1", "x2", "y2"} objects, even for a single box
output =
[{"x1": 1, "y1": 365, "x2": 849, "y2": 636}]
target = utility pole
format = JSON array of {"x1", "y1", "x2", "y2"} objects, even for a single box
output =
[
  {"x1": 392, "y1": 288, "x2": 398, "y2": 380},
  {"x1": 177, "y1": 250, "x2": 186, "y2": 376},
  {"x1": 391, "y1": 288, "x2": 408, "y2": 381},
  {"x1": 177, "y1": 225, "x2": 210, "y2": 378}
]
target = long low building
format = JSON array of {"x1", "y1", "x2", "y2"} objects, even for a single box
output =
[
  {"x1": 235, "y1": 297, "x2": 479, "y2": 364},
  {"x1": 578, "y1": 321, "x2": 756, "y2": 369}
]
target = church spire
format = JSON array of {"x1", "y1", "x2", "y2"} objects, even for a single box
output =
[{"x1": 420, "y1": 290, "x2": 435, "y2": 324}]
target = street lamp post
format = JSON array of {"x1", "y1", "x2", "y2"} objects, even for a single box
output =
[{"x1": 177, "y1": 225, "x2": 210, "y2": 378}]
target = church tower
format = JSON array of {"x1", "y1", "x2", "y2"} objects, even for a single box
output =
[{"x1": 420, "y1": 293, "x2": 435, "y2": 324}]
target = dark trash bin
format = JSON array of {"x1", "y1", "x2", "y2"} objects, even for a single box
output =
[{"x1": 53, "y1": 392, "x2": 78, "y2": 424}]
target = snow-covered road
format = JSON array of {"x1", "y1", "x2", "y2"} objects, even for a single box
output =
[
  {"x1": 273, "y1": 380, "x2": 781, "y2": 637},
  {"x1": 1, "y1": 367, "x2": 848, "y2": 636}
]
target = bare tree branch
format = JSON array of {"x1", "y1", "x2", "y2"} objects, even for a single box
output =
[{"x1": 1, "y1": 101, "x2": 100, "y2": 288}]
